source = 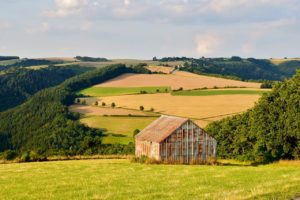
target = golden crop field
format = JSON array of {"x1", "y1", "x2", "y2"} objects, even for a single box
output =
[
  {"x1": 98, "y1": 93, "x2": 260, "y2": 127},
  {"x1": 69, "y1": 105, "x2": 157, "y2": 116},
  {"x1": 96, "y1": 73, "x2": 261, "y2": 90},
  {"x1": 270, "y1": 58, "x2": 300, "y2": 65},
  {"x1": 146, "y1": 66, "x2": 175, "y2": 74}
]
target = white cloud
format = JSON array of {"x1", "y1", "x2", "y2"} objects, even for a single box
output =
[
  {"x1": 44, "y1": 0, "x2": 89, "y2": 17},
  {"x1": 195, "y1": 33, "x2": 223, "y2": 56}
]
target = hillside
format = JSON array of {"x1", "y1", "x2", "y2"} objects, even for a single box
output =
[
  {"x1": 157, "y1": 57, "x2": 300, "y2": 81},
  {"x1": 0, "y1": 65, "x2": 93, "y2": 111},
  {"x1": 206, "y1": 71, "x2": 300, "y2": 162},
  {"x1": 0, "y1": 64, "x2": 133, "y2": 156}
]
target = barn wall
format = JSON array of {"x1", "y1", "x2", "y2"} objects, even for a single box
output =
[
  {"x1": 135, "y1": 140, "x2": 160, "y2": 160},
  {"x1": 159, "y1": 120, "x2": 217, "y2": 163}
]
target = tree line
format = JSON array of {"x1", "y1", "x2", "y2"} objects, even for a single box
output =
[{"x1": 206, "y1": 70, "x2": 300, "y2": 163}]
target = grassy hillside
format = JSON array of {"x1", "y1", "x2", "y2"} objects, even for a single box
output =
[
  {"x1": 1, "y1": 159, "x2": 300, "y2": 200},
  {"x1": 172, "y1": 89, "x2": 270, "y2": 96},
  {"x1": 80, "y1": 86, "x2": 170, "y2": 97},
  {"x1": 206, "y1": 71, "x2": 300, "y2": 162},
  {"x1": 81, "y1": 116, "x2": 158, "y2": 144}
]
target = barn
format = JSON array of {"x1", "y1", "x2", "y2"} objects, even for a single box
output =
[{"x1": 135, "y1": 115, "x2": 217, "y2": 164}]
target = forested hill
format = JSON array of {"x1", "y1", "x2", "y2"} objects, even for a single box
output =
[
  {"x1": 156, "y1": 57, "x2": 300, "y2": 81},
  {"x1": 0, "y1": 64, "x2": 133, "y2": 157},
  {"x1": 0, "y1": 65, "x2": 93, "y2": 112},
  {"x1": 206, "y1": 70, "x2": 300, "y2": 162}
]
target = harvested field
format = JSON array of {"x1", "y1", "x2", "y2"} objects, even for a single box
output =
[
  {"x1": 81, "y1": 116, "x2": 157, "y2": 144},
  {"x1": 96, "y1": 73, "x2": 261, "y2": 90},
  {"x1": 172, "y1": 88, "x2": 270, "y2": 96},
  {"x1": 69, "y1": 105, "x2": 156, "y2": 116},
  {"x1": 146, "y1": 66, "x2": 175, "y2": 74},
  {"x1": 99, "y1": 93, "x2": 260, "y2": 127}
]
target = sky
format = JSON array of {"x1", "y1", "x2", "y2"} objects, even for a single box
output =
[{"x1": 0, "y1": 0, "x2": 300, "y2": 59}]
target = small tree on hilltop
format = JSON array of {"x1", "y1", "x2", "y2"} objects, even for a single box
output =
[
  {"x1": 140, "y1": 106, "x2": 144, "y2": 111},
  {"x1": 111, "y1": 102, "x2": 116, "y2": 108},
  {"x1": 102, "y1": 102, "x2": 106, "y2": 107}
]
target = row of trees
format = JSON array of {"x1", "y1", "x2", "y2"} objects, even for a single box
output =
[{"x1": 206, "y1": 71, "x2": 300, "y2": 162}]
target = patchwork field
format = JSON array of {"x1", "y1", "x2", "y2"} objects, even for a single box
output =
[
  {"x1": 1, "y1": 159, "x2": 300, "y2": 200},
  {"x1": 81, "y1": 116, "x2": 158, "y2": 144},
  {"x1": 80, "y1": 86, "x2": 170, "y2": 97},
  {"x1": 69, "y1": 105, "x2": 156, "y2": 116},
  {"x1": 96, "y1": 73, "x2": 261, "y2": 90},
  {"x1": 98, "y1": 93, "x2": 260, "y2": 127}
]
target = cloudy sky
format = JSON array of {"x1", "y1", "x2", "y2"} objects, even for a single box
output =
[{"x1": 0, "y1": 0, "x2": 299, "y2": 59}]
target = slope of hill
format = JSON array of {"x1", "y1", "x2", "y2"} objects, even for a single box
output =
[
  {"x1": 0, "y1": 65, "x2": 93, "y2": 112},
  {"x1": 206, "y1": 71, "x2": 300, "y2": 162},
  {"x1": 0, "y1": 64, "x2": 132, "y2": 156},
  {"x1": 157, "y1": 57, "x2": 300, "y2": 81}
]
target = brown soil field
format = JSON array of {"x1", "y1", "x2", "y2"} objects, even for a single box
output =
[
  {"x1": 96, "y1": 73, "x2": 261, "y2": 90},
  {"x1": 69, "y1": 105, "x2": 154, "y2": 116},
  {"x1": 146, "y1": 66, "x2": 175, "y2": 74},
  {"x1": 98, "y1": 93, "x2": 260, "y2": 127}
]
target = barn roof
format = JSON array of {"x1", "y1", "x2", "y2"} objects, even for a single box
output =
[{"x1": 135, "y1": 115, "x2": 189, "y2": 143}]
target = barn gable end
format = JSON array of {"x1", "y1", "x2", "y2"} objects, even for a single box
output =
[{"x1": 135, "y1": 115, "x2": 217, "y2": 164}]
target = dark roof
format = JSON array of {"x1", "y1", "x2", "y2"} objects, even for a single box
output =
[{"x1": 135, "y1": 115, "x2": 188, "y2": 143}]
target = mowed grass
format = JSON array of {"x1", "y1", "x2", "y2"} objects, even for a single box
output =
[
  {"x1": 79, "y1": 86, "x2": 170, "y2": 97},
  {"x1": 172, "y1": 89, "x2": 270, "y2": 96},
  {"x1": 81, "y1": 116, "x2": 157, "y2": 144},
  {"x1": 1, "y1": 159, "x2": 300, "y2": 200}
]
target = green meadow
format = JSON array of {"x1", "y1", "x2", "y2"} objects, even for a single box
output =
[
  {"x1": 172, "y1": 89, "x2": 270, "y2": 96},
  {"x1": 0, "y1": 159, "x2": 300, "y2": 200},
  {"x1": 81, "y1": 116, "x2": 158, "y2": 144},
  {"x1": 79, "y1": 86, "x2": 170, "y2": 97}
]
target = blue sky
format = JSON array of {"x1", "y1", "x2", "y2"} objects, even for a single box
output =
[{"x1": 0, "y1": 0, "x2": 299, "y2": 59}]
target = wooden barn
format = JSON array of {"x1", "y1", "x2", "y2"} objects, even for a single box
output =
[{"x1": 135, "y1": 115, "x2": 217, "y2": 164}]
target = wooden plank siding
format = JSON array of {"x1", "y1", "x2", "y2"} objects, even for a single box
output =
[{"x1": 135, "y1": 116, "x2": 217, "y2": 164}]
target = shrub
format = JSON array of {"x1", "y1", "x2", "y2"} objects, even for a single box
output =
[
  {"x1": 94, "y1": 101, "x2": 98, "y2": 106},
  {"x1": 156, "y1": 89, "x2": 160, "y2": 92},
  {"x1": 102, "y1": 102, "x2": 106, "y2": 106},
  {"x1": 133, "y1": 129, "x2": 140, "y2": 137},
  {"x1": 2, "y1": 150, "x2": 18, "y2": 160},
  {"x1": 150, "y1": 107, "x2": 154, "y2": 112},
  {"x1": 20, "y1": 151, "x2": 31, "y2": 162},
  {"x1": 111, "y1": 102, "x2": 116, "y2": 108},
  {"x1": 139, "y1": 106, "x2": 144, "y2": 111}
]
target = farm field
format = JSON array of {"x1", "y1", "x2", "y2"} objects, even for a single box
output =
[
  {"x1": 146, "y1": 65, "x2": 175, "y2": 73},
  {"x1": 79, "y1": 86, "x2": 170, "y2": 97},
  {"x1": 270, "y1": 58, "x2": 300, "y2": 65},
  {"x1": 172, "y1": 89, "x2": 270, "y2": 96},
  {"x1": 98, "y1": 93, "x2": 260, "y2": 127},
  {"x1": 81, "y1": 116, "x2": 158, "y2": 144},
  {"x1": 1, "y1": 159, "x2": 300, "y2": 200},
  {"x1": 96, "y1": 73, "x2": 261, "y2": 89},
  {"x1": 69, "y1": 105, "x2": 157, "y2": 116}
]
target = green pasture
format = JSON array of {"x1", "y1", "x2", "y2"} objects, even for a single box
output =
[
  {"x1": 172, "y1": 89, "x2": 270, "y2": 96},
  {"x1": 0, "y1": 159, "x2": 300, "y2": 200},
  {"x1": 79, "y1": 86, "x2": 170, "y2": 97},
  {"x1": 81, "y1": 116, "x2": 157, "y2": 144}
]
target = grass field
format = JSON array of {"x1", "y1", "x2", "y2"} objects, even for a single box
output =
[
  {"x1": 0, "y1": 59, "x2": 19, "y2": 66},
  {"x1": 97, "y1": 73, "x2": 261, "y2": 90},
  {"x1": 79, "y1": 86, "x2": 170, "y2": 97},
  {"x1": 1, "y1": 159, "x2": 300, "y2": 200},
  {"x1": 81, "y1": 116, "x2": 158, "y2": 144},
  {"x1": 172, "y1": 89, "x2": 270, "y2": 96}
]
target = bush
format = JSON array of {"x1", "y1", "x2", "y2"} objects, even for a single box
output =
[
  {"x1": 140, "y1": 106, "x2": 144, "y2": 111},
  {"x1": 102, "y1": 102, "x2": 106, "y2": 106},
  {"x1": 111, "y1": 102, "x2": 116, "y2": 108},
  {"x1": 20, "y1": 151, "x2": 31, "y2": 162},
  {"x1": 133, "y1": 129, "x2": 140, "y2": 137},
  {"x1": 150, "y1": 107, "x2": 154, "y2": 112},
  {"x1": 2, "y1": 150, "x2": 18, "y2": 160}
]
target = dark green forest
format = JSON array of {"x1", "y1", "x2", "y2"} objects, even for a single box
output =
[
  {"x1": 0, "y1": 59, "x2": 62, "y2": 71},
  {"x1": 155, "y1": 56, "x2": 300, "y2": 81},
  {"x1": 0, "y1": 65, "x2": 92, "y2": 112},
  {"x1": 0, "y1": 64, "x2": 135, "y2": 160},
  {"x1": 0, "y1": 56, "x2": 19, "y2": 61},
  {"x1": 206, "y1": 71, "x2": 300, "y2": 162},
  {"x1": 75, "y1": 56, "x2": 111, "y2": 62}
]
